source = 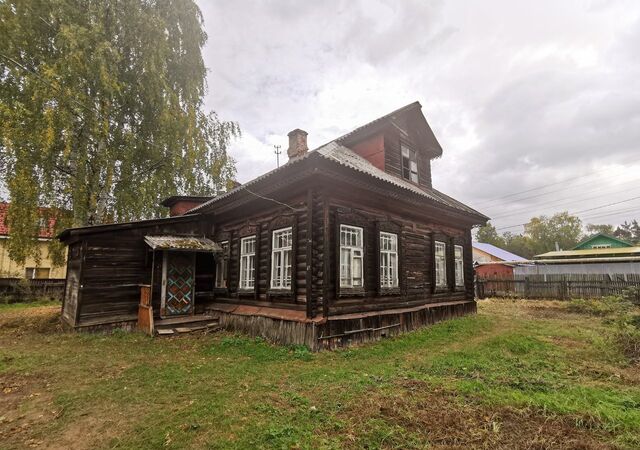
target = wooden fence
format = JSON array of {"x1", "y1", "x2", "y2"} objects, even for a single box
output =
[
  {"x1": 0, "y1": 278, "x2": 66, "y2": 302},
  {"x1": 476, "y1": 273, "x2": 640, "y2": 301}
]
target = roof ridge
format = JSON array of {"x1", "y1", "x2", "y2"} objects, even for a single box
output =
[{"x1": 334, "y1": 101, "x2": 422, "y2": 144}]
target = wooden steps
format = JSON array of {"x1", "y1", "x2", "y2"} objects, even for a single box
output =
[{"x1": 154, "y1": 314, "x2": 220, "y2": 336}]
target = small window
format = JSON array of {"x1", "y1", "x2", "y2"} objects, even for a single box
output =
[
  {"x1": 239, "y1": 236, "x2": 256, "y2": 290},
  {"x1": 215, "y1": 241, "x2": 229, "y2": 288},
  {"x1": 435, "y1": 241, "x2": 447, "y2": 289},
  {"x1": 271, "y1": 227, "x2": 293, "y2": 289},
  {"x1": 401, "y1": 144, "x2": 418, "y2": 183},
  {"x1": 380, "y1": 232, "x2": 399, "y2": 288},
  {"x1": 25, "y1": 267, "x2": 50, "y2": 279},
  {"x1": 592, "y1": 244, "x2": 611, "y2": 249},
  {"x1": 340, "y1": 225, "x2": 364, "y2": 288},
  {"x1": 454, "y1": 245, "x2": 464, "y2": 288}
]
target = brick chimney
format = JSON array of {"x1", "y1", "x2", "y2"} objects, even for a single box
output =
[{"x1": 287, "y1": 129, "x2": 308, "y2": 160}]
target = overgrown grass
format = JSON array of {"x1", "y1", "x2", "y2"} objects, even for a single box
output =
[{"x1": 1, "y1": 299, "x2": 639, "y2": 449}]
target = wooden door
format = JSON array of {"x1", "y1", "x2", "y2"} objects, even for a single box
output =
[{"x1": 161, "y1": 251, "x2": 196, "y2": 317}]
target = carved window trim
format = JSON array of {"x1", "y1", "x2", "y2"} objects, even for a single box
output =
[
  {"x1": 335, "y1": 209, "x2": 369, "y2": 297},
  {"x1": 266, "y1": 214, "x2": 297, "y2": 298}
]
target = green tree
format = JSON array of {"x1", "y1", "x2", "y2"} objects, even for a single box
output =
[
  {"x1": 524, "y1": 211, "x2": 583, "y2": 254},
  {"x1": 585, "y1": 223, "x2": 615, "y2": 236},
  {"x1": 502, "y1": 232, "x2": 536, "y2": 259},
  {"x1": 474, "y1": 222, "x2": 505, "y2": 247},
  {"x1": 615, "y1": 220, "x2": 640, "y2": 244},
  {"x1": 0, "y1": 0, "x2": 238, "y2": 265}
]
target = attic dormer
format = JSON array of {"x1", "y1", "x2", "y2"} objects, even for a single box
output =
[{"x1": 336, "y1": 102, "x2": 442, "y2": 189}]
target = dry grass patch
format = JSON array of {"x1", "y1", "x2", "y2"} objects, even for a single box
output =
[{"x1": 339, "y1": 380, "x2": 615, "y2": 450}]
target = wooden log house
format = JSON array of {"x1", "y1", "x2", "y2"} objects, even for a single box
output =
[{"x1": 58, "y1": 102, "x2": 488, "y2": 350}]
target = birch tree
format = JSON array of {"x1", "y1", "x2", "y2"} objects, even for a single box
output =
[{"x1": 0, "y1": 0, "x2": 238, "y2": 265}]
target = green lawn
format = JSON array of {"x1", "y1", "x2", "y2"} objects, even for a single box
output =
[{"x1": 1, "y1": 299, "x2": 638, "y2": 449}]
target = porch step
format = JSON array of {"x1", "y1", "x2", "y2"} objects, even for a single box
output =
[{"x1": 154, "y1": 314, "x2": 220, "y2": 337}]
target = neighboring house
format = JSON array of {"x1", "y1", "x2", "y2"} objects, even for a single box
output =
[
  {"x1": 521, "y1": 233, "x2": 640, "y2": 277},
  {"x1": 473, "y1": 242, "x2": 525, "y2": 278},
  {"x1": 58, "y1": 102, "x2": 488, "y2": 349},
  {"x1": 472, "y1": 242, "x2": 525, "y2": 263},
  {"x1": 0, "y1": 202, "x2": 66, "y2": 279},
  {"x1": 573, "y1": 233, "x2": 633, "y2": 250}
]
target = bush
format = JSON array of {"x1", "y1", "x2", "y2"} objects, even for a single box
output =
[
  {"x1": 568, "y1": 294, "x2": 640, "y2": 364},
  {"x1": 615, "y1": 326, "x2": 640, "y2": 364},
  {"x1": 567, "y1": 296, "x2": 633, "y2": 317}
]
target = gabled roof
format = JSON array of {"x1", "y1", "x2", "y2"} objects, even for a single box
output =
[
  {"x1": 336, "y1": 101, "x2": 443, "y2": 158},
  {"x1": 572, "y1": 233, "x2": 633, "y2": 250},
  {"x1": 473, "y1": 242, "x2": 525, "y2": 262},
  {"x1": 190, "y1": 102, "x2": 487, "y2": 222}
]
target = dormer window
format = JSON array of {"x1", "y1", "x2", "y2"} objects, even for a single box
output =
[{"x1": 401, "y1": 144, "x2": 418, "y2": 183}]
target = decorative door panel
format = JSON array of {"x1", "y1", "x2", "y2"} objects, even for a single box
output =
[{"x1": 162, "y1": 252, "x2": 195, "y2": 316}]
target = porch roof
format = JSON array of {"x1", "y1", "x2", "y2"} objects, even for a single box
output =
[{"x1": 144, "y1": 235, "x2": 222, "y2": 252}]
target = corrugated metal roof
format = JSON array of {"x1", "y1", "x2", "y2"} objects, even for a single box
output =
[
  {"x1": 473, "y1": 242, "x2": 526, "y2": 262},
  {"x1": 535, "y1": 246, "x2": 640, "y2": 259},
  {"x1": 144, "y1": 236, "x2": 222, "y2": 252},
  {"x1": 533, "y1": 256, "x2": 640, "y2": 264},
  {"x1": 317, "y1": 142, "x2": 485, "y2": 217}
]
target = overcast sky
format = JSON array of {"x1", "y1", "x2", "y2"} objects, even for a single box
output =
[{"x1": 197, "y1": 0, "x2": 640, "y2": 233}]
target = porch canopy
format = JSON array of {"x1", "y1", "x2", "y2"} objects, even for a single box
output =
[{"x1": 144, "y1": 235, "x2": 222, "y2": 252}]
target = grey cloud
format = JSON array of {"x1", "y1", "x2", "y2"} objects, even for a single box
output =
[{"x1": 198, "y1": 0, "x2": 640, "y2": 230}]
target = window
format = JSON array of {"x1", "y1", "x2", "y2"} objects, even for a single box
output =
[
  {"x1": 379, "y1": 232, "x2": 399, "y2": 288},
  {"x1": 454, "y1": 245, "x2": 464, "y2": 287},
  {"x1": 401, "y1": 144, "x2": 418, "y2": 183},
  {"x1": 239, "y1": 236, "x2": 256, "y2": 290},
  {"x1": 592, "y1": 244, "x2": 611, "y2": 249},
  {"x1": 435, "y1": 241, "x2": 447, "y2": 289},
  {"x1": 271, "y1": 227, "x2": 293, "y2": 289},
  {"x1": 215, "y1": 241, "x2": 229, "y2": 288},
  {"x1": 340, "y1": 225, "x2": 364, "y2": 288},
  {"x1": 25, "y1": 267, "x2": 50, "y2": 279}
]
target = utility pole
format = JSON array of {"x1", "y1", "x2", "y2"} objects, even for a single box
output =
[{"x1": 274, "y1": 145, "x2": 282, "y2": 168}]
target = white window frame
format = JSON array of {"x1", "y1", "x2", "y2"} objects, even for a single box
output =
[
  {"x1": 592, "y1": 244, "x2": 611, "y2": 249},
  {"x1": 339, "y1": 224, "x2": 364, "y2": 288},
  {"x1": 435, "y1": 241, "x2": 447, "y2": 289},
  {"x1": 239, "y1": 236, "x2": 256, "y2": 290},
  {"x1": 379, "y1": 232, "x2": 399, "y2": 288},
  {"x1": 215, "y1": 241, "x2": 229, "y2": 289},
  {"x1": 401, "y1": 144, "x2": 419, "y2": 183},
  {"x1": 454, "y1": 244, "x2": 464, "y2": 288},
  {"x1": 271, "y1": 227, "x2": 293, "y2": 289}
]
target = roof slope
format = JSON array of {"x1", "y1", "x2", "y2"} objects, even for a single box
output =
[
  {"x1": 535, "y1": 246, "x2": 640, "y2": 259},
  {"x1": 473, "y1": 242, "x2": 525, "y2": 261},
  {"x1": 318, "y1": 142, "x2": 483, "y2": 216}
]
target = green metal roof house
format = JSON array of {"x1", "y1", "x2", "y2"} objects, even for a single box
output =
[
  {"x1": 521, "y1": 233, "x2": 640, "y2": 277},
  {"x1": 572, "y1": 233, "x2": 633, "y2": 250}
]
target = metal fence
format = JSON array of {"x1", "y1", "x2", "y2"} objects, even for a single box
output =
[
  {"x1": 0, "y1": 278, "x2": 66, "y2": 302},
  {"x1": 476, "y1": 273, "x2": 640, "y2": 300}
]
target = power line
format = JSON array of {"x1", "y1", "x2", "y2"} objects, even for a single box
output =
[
  {"x1": 487, "y1": 181, "x2": 640, "y2": 220},
  {"x1": 495, "y1": 195, "x2": 640, "y2": 231},
  {"x1": 481, "y1": 176, "x2": 640, "y2": 213},
  {"x1": 475, "y1": 156, "x2": 640, "y2": 207}
]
